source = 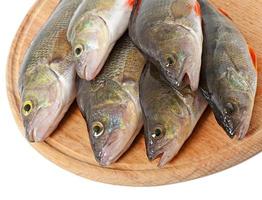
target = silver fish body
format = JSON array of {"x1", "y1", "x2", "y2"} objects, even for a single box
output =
[
  {"x1": 77, "y1": 34, "x2": 145, "y2": 166},
  {"x1": 68, "y1": 0, "x2": 134, "y2": 80},
  {"x1": 129, "y1": 0, "x2": 203, "y2": 91},
  {"x1": 140, "y1": 63, "x2": 207, "y2": 166},
  {"x1": 19, "y1": 0, "x2": 82, "y2": 142},
  {"x1": 199, "y1": 0, "x2": 257, "y2": 139}
]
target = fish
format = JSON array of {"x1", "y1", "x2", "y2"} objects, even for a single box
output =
[
  {"x1": 140, "y1": 63, "x2": 207, "y2": 167},
  {"x1": 199, "y1": 0, "x2": 257, "y2": 139},
  {"x1": 77, "y1": 34, "x2": 145, "y2": 166},
  {"x1": 67, "y1": 0, "x2": 135, "y2": 80},
  {"x1": 129, "y1": 0, "x2": 203, "y2": 91},
  {"x1": 18, "y1": 0, "x2": 82, "y2": 142}
]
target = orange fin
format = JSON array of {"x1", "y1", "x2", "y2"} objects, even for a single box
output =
[
  {"x1": 249, "y1": 46, "x2": 258, "y2": 71},
  {"x1": 218, "y1": 8, "x2": 233, "y2": 20},
  {"x1": 194, "y1": 1, "x2": 202, "y2": 16},
  {"x1": 128, "y1": 0, "x2": 135, "y2": 7}
]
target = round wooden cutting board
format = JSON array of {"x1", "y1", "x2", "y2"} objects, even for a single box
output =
[{"x1": 6, "y1": 0, "x2": 262, "y2": 186}]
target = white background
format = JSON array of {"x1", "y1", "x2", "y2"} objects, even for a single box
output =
[{"x1": 0, "y1": 1, "x2": 261, "y2": 199}]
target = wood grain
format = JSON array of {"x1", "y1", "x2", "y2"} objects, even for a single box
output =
[{"x1": 6, "y1": 0, "x2": 262, "y2": 186}]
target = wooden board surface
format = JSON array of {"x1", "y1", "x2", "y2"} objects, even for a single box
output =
[{"x1": 6, "y1": 0, "x2": 262, "y2": 186}]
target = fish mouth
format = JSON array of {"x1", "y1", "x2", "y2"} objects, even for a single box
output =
[
  {"x1": 147, "y1": 149, "x2": 163, "y2": 161},
  {"x1": 217, "y1": 113, "x2": 251, "y2": 140},
  {"x1": 164, "y1": 74, "x2": 182, "y2": 89},
  {"x1": 232, "y1": 114, "x2": 252, "y2": 140},
  {"x1": 24, "y1": 101, "x2": 69, "y2": 143},
  {"x1": 76, "y1": 56, "x2": 101, "y2": 81},
  {"x1": 99, "y1": 144, "x2": 120, "y2": 166},
  {"x1": 159, "y1": 58, "x2": 186, "y2": 89},
  {"x1": 95, "y1": 128, "x2": 137, "y2": 166},
  {"x1": 25, "y1": 123, "x2": 51, "y2": 143},
  {"x1": 147, "y1": 148, "x2": 174, "y2": 168},
  {"x1": 23, "y1": 108, "x2": 49, "y2": 142},
  {"x1": 147, "y1": 140, "x2": 179, "y2": 167},
  {"x1": 159, "y1": 64, "x2": 182, "y2": 88},
  {"x1": 84, "y1": 61, "x2": 104, "y2": 81},
  {"x1": 25, "y1": 127, "x2": 39, "y2": 142},
  {"x1": 219, "y1": 115, "x2": 235, "y2": 138},
  {"x1": 77, "y1": 44, "x2": 114, "y2": 81}
]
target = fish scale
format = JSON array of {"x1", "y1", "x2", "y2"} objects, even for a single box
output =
[
  {"x1": 22, "y1": 0, "x2": 82, "y2": 69},
  {"x1": 137, "y1": 0, "x2": 169, "y2": 23},
  {"x1": 90, "y1": 35, "x2": 143, "y2": 90}
]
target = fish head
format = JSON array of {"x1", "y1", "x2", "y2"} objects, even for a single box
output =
[
  {"x1": 212, "y1": 71, "x2": 255, "y2": 139},
  {"x1": 143, "y1": 91, "x2": 190, "y2": 166},
  {"x1": 145, "y1": 22, "x2": 196, "y2": 87},
  {"x1": 20, "y1": 61, "x2": 75, "y2": 142},
  {"x1": 68, "y1": 14, "x2": 110, "y2": 80},
  {"x1": 214, "y1": 90, "x2": 254, "y2": 139},
  {"x1": 87, "y1": 82, "x2": 140, "y2": 166}
]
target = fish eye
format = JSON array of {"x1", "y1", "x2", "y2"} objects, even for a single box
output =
[
  {"x1": 151, "y1": 126, "x2": 165, "y2": 139},
  {"x1": 74, "y1": 44, "x2": 84, "y2": 57},
  {"x1": 224, "y1": 102, "x2": 235, "y2": 115},
  {"x1": 92, "y1": 122, "x2": 104, "y2": 138},
  {"x1": 166, "y1": 55, "x2": 177, "y2": 67},
  {"x1": 22, "y1": 100, "x2": 33, "y2": 116}
]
